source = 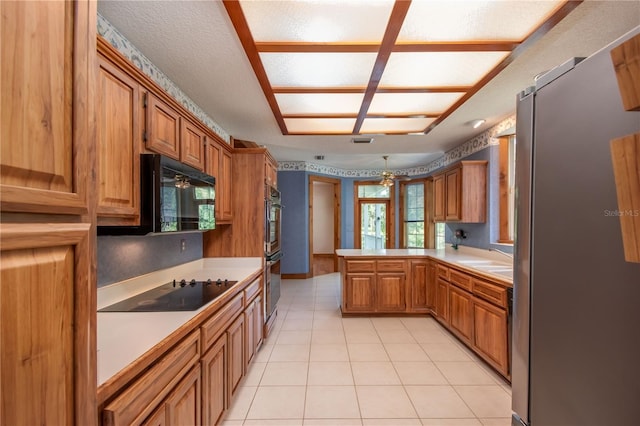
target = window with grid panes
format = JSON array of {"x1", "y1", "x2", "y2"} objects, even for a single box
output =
[{"x1": 404, "y1": 182, "x2": 425, "y2": 248}]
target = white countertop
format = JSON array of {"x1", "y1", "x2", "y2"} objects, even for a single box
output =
[
  {"x1": 336, "y1": 247, "x2": 513, "y2": 283},
  {"x1": 97, "y1": 257, "x2": 262, "y2": 387}
]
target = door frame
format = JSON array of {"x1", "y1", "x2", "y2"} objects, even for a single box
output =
[
  {"x1": 353, "y1": 181, "x2": 396, "y2": 249},
  {"x1": 308, "y1": 175, "x2": 342, "y2": 275}
]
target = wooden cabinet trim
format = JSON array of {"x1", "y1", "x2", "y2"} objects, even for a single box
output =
[
  {"x1": 376, "y1": 259, "x2": 406, "y2": 272},
  {"x1": 201, "y1": 292, "x2": 244, "y2": 351},
  {"x1": 346, "y1": 260, "x2": 376, "y2": 273},
  {"x1": 449, "y1": 268, "x2": 473, "y2": 291},
  {"x1": 472, "y1": 278, "x2": 508, "y2": 308}
]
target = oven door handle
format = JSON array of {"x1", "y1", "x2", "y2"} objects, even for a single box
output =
[{"x1": 266, "y1": 251, "x2": 283, "y2": 263}]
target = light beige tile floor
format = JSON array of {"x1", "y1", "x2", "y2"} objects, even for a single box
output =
[{"x1": 222, "y1": 273, "x2": 511, "y2": 426}]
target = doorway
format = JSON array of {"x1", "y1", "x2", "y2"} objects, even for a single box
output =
[
  {"x1": 358, "y1": 200, "x2": 390, "y2": 249},
  {"x1": 308, "y1": 176, "x2": 341, "y2": 276}
]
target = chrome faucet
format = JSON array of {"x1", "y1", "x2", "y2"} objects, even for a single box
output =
[{"x1": 490, "y1": 248, "x2": 513, "y2": 259}]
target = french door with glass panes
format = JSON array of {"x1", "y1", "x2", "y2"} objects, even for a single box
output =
[{"x1": 357, "y1": 200, "x2": 391, "y2": 249}]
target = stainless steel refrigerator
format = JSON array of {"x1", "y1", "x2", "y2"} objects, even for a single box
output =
[{"x1": 512, "y1": 26, "x2": 640, "y2": 426}]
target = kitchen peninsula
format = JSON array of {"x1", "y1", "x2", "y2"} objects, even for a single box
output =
[{"x1": 337, "y1": 248, "x2": 513, "y2": 379}]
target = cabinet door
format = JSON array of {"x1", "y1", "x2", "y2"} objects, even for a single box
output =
[
  {"x1": 180, "y1": 119, "x2": 205, "y2": 170},
  {"x1": 165, "y1": 365, "x2": 201, "y2": 425},
  {"x1": 1, "y1": 0, "x2": 91, "y2": 215},
  {"x1": 473, "y1": 297, "x2": 509, "y2": 376},
  {"x1": 227, "y1": 314, "x2": 245, "y2": 399},
  {"x1": 220, "y1": 149, "x2": 234, "y2": 222},
  {"x1": 445, "y1": 168, "x2": 462, "y2": 221},
  {"x1": 433, "y1": 174, "x2": 446, "y2": 221},
  {"x1": 376, "y1": 273, "x2": 406, "y2": 312},
  {"x1": 245, "y1": 300, "x2": 256, "y2": 366},
  {"x1": 265, "y1": 159, "x2": 277, "y2": 187},
  {"x1": 146, "y1": 93, "x2": 180, "y2": 159},
  {"x1": 204, "y1": 141, "x2": 233, "y2": 224},
  {"x1": 435, "y1": 278, "x2": 449, "y2": 324},
  {"x1": 449, "y1": 286, "x2": 474, "y2": 344},
  {"x1": 344, "y1": 274, "x2": 376, "y2": 312},
  {"x1": 142, "y1": 404, "x2": 166, "y2": 426},
  {"x1": 426, "y1": 261, "x2": 437, "y2": 309},
  {"x1": 201, "y1": 336, "x2": 227, "y2": 426},
  {"x1": 409, "y1": 260, "x2": 430, "y2": 312},
  {"x1": 1, "y1": 224, "x2": 92, "y2": 426},
  {"x1": 97, "y1": 56, "x2": 141, "y2": 224}
]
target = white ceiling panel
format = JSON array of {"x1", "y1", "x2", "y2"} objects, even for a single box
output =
[
  {"x1": 261, "y1": 52, "x2": 377, "y2": 87},
  {"x1": 275, "y1": 93, "x2": 364, "y2": 114},
  {"x1": 360, "y1": 117, "x2": 436, "y2": 134},
  {"x1": 285, "y1": 118, "x2": 356, "y2": 134},
  {"x1": 381, "y1": 51, "x2": 510, "y2": 87},
  {"x1": 369, "y1": 92, "x2": 464, "y2": 115},
  {"x1": 399, "y1": 0, "x2": 565, "y2": 42},
  {"x1": 239, "y1": 0, "x2": 394, "y2": 42}
]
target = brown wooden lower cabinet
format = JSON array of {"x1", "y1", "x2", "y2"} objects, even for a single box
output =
[
  {"x1": 201, "y1": 335, "x2": 227, "y2": 426},
  {"x1": 376, "y1": 273, "x2": 406, "y2": 311},
  {"x1": 473, "y1": 296, "x2": 509, "y2": 376},
  {"x1": 339, "y1": 256, "x2": 511, "y2": 379},
  {"x1": 101, "y1": 277, "x2": 265, "y2": 426},
  {"x1": 142, "y1": 365, "x2": 200, "y2": 426},
  {"x1": 435, "y1": 278, "x2": 449, "y2": 324},
  {"x1": 344, "y1": 273, "x2": 376, "y2": 311},
  {"x1": 227, "y1": 314, "x2": 245, "y2": 399},
  {"x1": 449, "y1": 285, "x2": 474, "y2": 344}
]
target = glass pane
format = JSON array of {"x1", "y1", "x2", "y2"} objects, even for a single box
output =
[
  {"x1": 405, "y1": 221, "x2": 425, "y2": 248},
  {"x1": 404, "y1": 183, "x2": 424, "y2": 221},
  {"x1": 435, "y1": 222, "x2": 446, "y2": 250},
  {"x1": 358, "y1": 185, "x2": 390, "y2": 199},
  {"x1": 361, "y1": 202, "x2": 387, "y2": 249}
]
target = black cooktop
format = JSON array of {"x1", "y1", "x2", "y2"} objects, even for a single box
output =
[{"x1": 99, "y1": 279, "x2": 238, "y2": 312}]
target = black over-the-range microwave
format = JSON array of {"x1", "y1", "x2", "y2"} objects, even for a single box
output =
[{"x1": 98, "y1": 154, "x2": 215, "y2": 235}]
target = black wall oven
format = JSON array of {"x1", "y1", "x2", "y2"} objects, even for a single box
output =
[
  {"x1": 264, "y1": 184, "x2": 282, "y2": 323},
  {"x1": 265, "y1": 185, "x2": 281, "y2": 257}
]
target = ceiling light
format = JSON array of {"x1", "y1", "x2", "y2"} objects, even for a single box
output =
[
  {"x1": 174, "y1": 174, "x2": 191, "y2": 189},
  {"x1": 470, "y1": 119, "x2": 486, "y2": 129}
]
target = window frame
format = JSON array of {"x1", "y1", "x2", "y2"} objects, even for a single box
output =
[
  {"x1": 399, "y1": 178, "x2": 434, "y2": 249},
  {"x1": 498, "y1": 135, "x2": 516, "y2": 244},
  {"x1": 354, "y1": 181, "x2": 395, "y2": 249}
]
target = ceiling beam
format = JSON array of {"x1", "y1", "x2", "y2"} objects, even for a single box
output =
[
  {"x1": 352, "y1": 0, "x2": 413, "y2": 134},
  {"x1": 423, "y1": 0, "x2": 583, "y2": 134},
  {"x1": 393, "y1": 41, "x2": 519, "y2": 52},
  {"x1": 256, "y1": 41, "x2": 519, "y2": 53},
  {"x1": 223, "y1": 0, "x2": 289, "y2": 134}
]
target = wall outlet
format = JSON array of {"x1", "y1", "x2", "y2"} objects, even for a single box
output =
[{"x1": 180, "y1": 239, "x2": 186, "y2": 252}]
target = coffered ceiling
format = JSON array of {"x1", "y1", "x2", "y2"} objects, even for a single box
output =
[
  {"x1": 224, "y1": 0, "x2": 573, "y2": 136},
  {"x1": 97, "y1": 1, "x2": 640, "y2": 171}
]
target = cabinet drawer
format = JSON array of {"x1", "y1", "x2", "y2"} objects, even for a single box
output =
[
  {"x1": 346, "y1": 260, "x2": 375, "y2": 273},
  {"x1": 473, "y1": 279, "x2": 507, "y2": 307},
  {"x1": 244, "y1": 278, "x2": 261, "y2": 305},
  {"x1": 449, "y1": 269, "x2": 472, "y2": 291},
  {"x1": 103, "y1": 331, "x2": 200, "y2": 426},
  {"x1": 376, "y1": 260, "x2": 406, "y2": 272},
  {"x1": 436, "y1": 264, "x2": 449, "y2": 280},
  {"x1": 201, "y1": 293, "x2": 243, "y2": 351}
]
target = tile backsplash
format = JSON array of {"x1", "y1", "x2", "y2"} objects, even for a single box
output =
[{"x1": 98, "y1": 233, "x2": 203, "y2": 287}]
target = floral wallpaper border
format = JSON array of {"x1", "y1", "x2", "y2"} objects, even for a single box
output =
[
  {"x1": 97, "y1": 14, "x2": 231, "y2": 144},
  {"x1": 278, "y1": 115, "x2": 516, "y2": 177}
]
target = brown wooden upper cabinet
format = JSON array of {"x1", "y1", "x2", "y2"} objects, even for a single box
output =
[
  {"x1": 146, "y1": 93, "x2": 206, "y2": 171},
  {"x1": 433, "y1": 161, "x2": 488, "y2": 223},
  {"x1": 180, "y1": 118, "x2": 206, "y2": 171},
  {"x1": 96, "y1": 54, "x2": 141, "y2": 225},
  {"x1": 145, "y1": 92, "x2": 181, "y2": 160},
  {"x1": 265, "y1": 157, "x2": 278, "y2": 187},
  {"x1": 205, "y1": 139, "x2": 233, "y2": 224}
]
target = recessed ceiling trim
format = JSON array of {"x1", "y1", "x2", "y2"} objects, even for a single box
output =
[
  {"x1": 256, "y1": 42, "x2": 380, "y2": 53},
  {"x1": 423, "y1": 0, "x2": 583, "y2": 135},
  {"x1": 223, "y1": 0, "x2": 288, "y2": 134},
  {"x1": 274, "y1": 86, "x2": 471, "y2": 94},
  {"x1": 352, "y1": 0, "x2": 412, "y2": 134},
  {"x1": 393, "y1": 41, "x2": 519, "y2": 52},
  {"x1": 283, "y1": 113, "x2": 359, "y2": 119},
  {"x1": 273, "y1": 87, "x2": 366, "y2": 94}
]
